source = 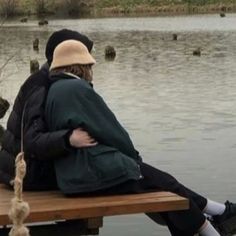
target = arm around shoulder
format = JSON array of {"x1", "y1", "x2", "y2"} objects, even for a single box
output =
[{"x1": 23, "y1": 86, "x2": 74, "y2": 160}]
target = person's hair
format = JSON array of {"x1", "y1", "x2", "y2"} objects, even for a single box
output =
[{"x1": 51, "y1": 64, "x2": 93, "y2": 82}]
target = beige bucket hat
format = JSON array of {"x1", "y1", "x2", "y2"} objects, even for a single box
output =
[{"x1": 50, "y1": 39, "x2": 96, "y2": 70}]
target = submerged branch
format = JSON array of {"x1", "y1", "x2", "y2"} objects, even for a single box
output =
[
  {"x1": 0, "y1": 54, "x2": 15, "y2": 80},
  {"x1": 0, "y1": 16, "x2": 7, "y2": 28}
]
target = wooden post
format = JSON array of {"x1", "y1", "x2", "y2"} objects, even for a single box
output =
[
  {"x1": 84, "y1": 217, "x2": 103, "y2": 235},
  {"x1": 172, "y1": 34, "x2": 178, "y2": 41},
  {"x1": 33, "y1": 38, "x2": 39, "y2": 51},
  {"x1": 30, "y1": 60, "x2": 39, "y2": 74},
  {"x1": 105, "y1": 45, "x2": 116, "y2": 61}
]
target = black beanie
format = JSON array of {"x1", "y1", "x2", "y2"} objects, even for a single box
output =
[{"x1": 45, "y1": 29, "x2": 93, "y2": 65}]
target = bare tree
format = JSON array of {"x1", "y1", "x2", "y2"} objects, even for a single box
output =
[
  {"x1": 66, "y1": 0, "x2": 80, "y2": 7},
  {"x1": 0, "y1": 55, "x2": 13, "y2": 135},
  {"x1": 34, "y1": 0, "x2": 47, "y2": 15},
  {"x1": 66, "y1": 0, "x2": 91, "y2": 16},
  {"x1": 0, "y1": 15, "x2": 14, "y2": 82},
  {"x1": 0, "y1": 0, "x2": 18, "y2": 17},
  {"x1": 66, "y1": 0, "x2": 80, "y2": 16}
]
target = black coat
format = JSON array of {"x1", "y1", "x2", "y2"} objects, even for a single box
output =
[
  {"x1": 0, "y1": 65, "x2": 72, "y2": 190},
  {"x1": 46, "y1": 73, "x2": 142, "y2": 194}
]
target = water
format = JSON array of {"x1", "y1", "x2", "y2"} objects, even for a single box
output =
[{"x1": 1, "y1": 14, "x2": 236, "y2": 235}]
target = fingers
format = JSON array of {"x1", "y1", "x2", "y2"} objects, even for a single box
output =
[
  {"x1": 88, "y1": 137, "x2": 96, "y2": 143},
  {"x1": 83, "y1": 142, "x2": 98, "y2": 147},
  {"x1": 70, "y1": 128, "x2": 98, "y2": 148},
  {"x1": 75, "y1": 127, "x2": 87, "y2": 133},
  {"x1": 75, "y1": 128, "x2": 94, "y2": 140},
  {"x1": 81, "y1": 138, "x2": 98, "y2": 147}
]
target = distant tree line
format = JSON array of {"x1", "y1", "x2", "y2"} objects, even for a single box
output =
[
  {"x1": 0, "y1": 0, "x2": 17, "y2": 17},
  {"x1": 0, "y1": 0, "x2": 92, "y2": 17},
  {"x1": 0, "y1": 0, "x2": 234, "y2": 17}
]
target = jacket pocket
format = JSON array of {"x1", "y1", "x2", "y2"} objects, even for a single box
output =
[{"x1": 87, "y1": 145, "x2": 127, "y2": 181}]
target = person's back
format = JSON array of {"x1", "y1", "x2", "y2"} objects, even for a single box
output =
[
  {"x1": 0, "y1": 29, "x2": 94, "y2": 190},
  {"x1": 46, "y1": 71, "x2": 142, "y2": 194},
  {"x1": 0, "y1": 65, "x2": 57, "y2": 190}
]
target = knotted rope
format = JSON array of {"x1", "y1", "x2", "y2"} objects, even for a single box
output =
[{"x1": 8, "y1": 105, "x2": 30, "y2": 236}]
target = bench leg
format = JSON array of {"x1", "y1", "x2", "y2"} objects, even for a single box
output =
[{"x1": 83, "y1": 217, "x2": 103, "y2": 235}]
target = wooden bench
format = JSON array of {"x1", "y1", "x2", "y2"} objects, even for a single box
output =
[{"x1": 0, "y1": 184, "x2": 189, "y2": 235}]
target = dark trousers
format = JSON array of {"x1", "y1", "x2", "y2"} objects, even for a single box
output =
[{"x1": 91, "y1": 162, "x2": 207, "y2": 236}]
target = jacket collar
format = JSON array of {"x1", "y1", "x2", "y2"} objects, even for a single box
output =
[
  {"x1": 63, "y1": 72, "x2": 81, "y2": 80},
  {"x1": 49, "y1": 72, "x2": 93, "y2": 87}
]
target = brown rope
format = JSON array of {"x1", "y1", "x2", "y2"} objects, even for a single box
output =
[{"x1": 8, "y1": 104, "x2": 30, "y2": 236}]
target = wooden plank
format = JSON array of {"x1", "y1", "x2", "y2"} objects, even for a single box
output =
[{"x1": 0, "y1": 184, "x2": 189, "y2": 226}]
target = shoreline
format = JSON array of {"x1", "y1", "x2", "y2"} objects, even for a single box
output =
[
  {"x1": 93, "y1": 3, "x2": 236, "y2": 18},
  {"x1": 1, "y1": 2, "x2": 236, "y2": 19}
]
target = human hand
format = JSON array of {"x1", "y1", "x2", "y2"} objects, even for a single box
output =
[{"x1": 69, "y1": 128, "x2": 98, "y2": 148}]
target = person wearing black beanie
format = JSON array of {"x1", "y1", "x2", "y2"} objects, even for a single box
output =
[
  {"x1": 0, "y1": 29, "x2": 96, "y2": 191},
  {"x1": 45, "y1": 29, "x2": 93, "y2": 65}
]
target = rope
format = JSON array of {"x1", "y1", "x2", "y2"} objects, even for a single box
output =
[{"x1": 8, "y1": 105, "x2": 30, "y2": 236}]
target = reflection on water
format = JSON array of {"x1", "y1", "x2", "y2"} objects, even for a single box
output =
[{"x1": 1, "y1": 15, "x2": 236, "y2": 235}]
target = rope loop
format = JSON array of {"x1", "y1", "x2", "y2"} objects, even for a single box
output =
[{"x1": 8, "y1": 152, "x2": 30, "y2": 236}]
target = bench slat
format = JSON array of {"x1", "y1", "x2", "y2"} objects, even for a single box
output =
[{"x1": 0, "y1": 184, "x2": 189, "y2": 225}]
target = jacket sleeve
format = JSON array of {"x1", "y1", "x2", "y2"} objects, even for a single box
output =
[{"x1": 23, "y1": 86, "x2": 73, "y2": 160}]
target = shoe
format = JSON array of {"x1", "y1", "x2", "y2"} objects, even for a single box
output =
[
  {"x1": 205, "y1": 216, "x2": 222, "y2": 235},
  {"x1": 213, "y1": 201, "x2": 236, "y2": 236},
  {"x1": 208, "y1": 219, "x2": 226, "y2": 236}
]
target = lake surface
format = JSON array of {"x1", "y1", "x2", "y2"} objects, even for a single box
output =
[{"x1": 1, "y1": 14, "x2": 236, "y2": 235}]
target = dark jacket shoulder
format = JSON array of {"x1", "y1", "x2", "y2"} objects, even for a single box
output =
[{"x1": 0, "y1": 65, "x2": 59, "y2": 190}]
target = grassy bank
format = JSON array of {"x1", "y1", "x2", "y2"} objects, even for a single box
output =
[
  {"x1": 0, "y1": 0, "x2": 236, "y2": 18},
  {"x1": 94, "y1": 0, "x2": 236, "y2": 16}
]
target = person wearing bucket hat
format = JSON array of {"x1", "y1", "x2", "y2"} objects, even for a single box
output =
[
  {"x1": 50, "y1": 40, "x2": 96, "y2": 70},
  {"x1": 45, "y1": 41, "x2": 236, "y2": 236},
  {"x1": 0, "y1": 29, "x2": 98, "y2": 191}
]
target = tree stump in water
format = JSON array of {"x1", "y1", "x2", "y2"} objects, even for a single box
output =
[
  {"x1": 0, "y1": 97, "x2": 10, "y2": 119},
  {"x1": 105, "y1": 46, "x2": 116, "y2": 61},
  {"x1": 33, "y1": 38, "x2": 39, "y2": 51},
  {"x1": 172, "y1": 33, "x2": 178, "y2": 41},
  {"x1": 220, "y1": 12, "x2": 226, "y2": 17},
  {"x1": 0, "y1": 125, "x2": 4, "y2": 145},
  {"x1": 30, "y1": 60, "x2": 39, "y2": 74},
  {"x1": 38, "y1": 20, "x2": 48, "y2": 26},
  {"x1": 193, "y1": 48, "x2": 201, "y2": 56},
  {"x1": 20, "y1": 18, "x2": 28, "y2": 23}
]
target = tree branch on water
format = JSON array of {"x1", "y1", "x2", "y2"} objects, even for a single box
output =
[
  {"x1": 0, "y1": 16, "x2": 17, "y2": 83},
  {"x1": 0, "y1": 54, "x2": 15, "y2": 83},
  {"x1": 0, "y1": 14, "x2": 8, "y2": 29}
]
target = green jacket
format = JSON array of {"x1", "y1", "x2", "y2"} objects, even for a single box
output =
[{"x1": 45, "y1": 73, "x2": 142, "y2": 194}]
